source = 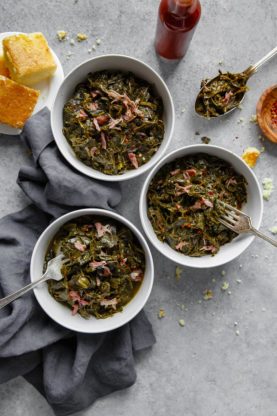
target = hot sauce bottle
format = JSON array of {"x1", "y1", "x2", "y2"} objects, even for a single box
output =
[{"x1": 155, "y1": 0, "x2": 201, "y2": 60}]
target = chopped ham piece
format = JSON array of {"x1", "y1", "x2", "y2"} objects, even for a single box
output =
[
  {"x1": 202, "y1": 198, "x2": 213, "y2": 208},
  {"x1": 175, "y1": 241, "x2": 189, "y2": 250},
  {"x1": 100, "y1": 298, "x2": 118, "y2": 310},
  {"x1": 93, "y1": 117, "x2": 101, "y2": 131},
  {"x1": 120, "y1": 257, "x2": 128, "y2": 266},
  {"x1": 175, "y1": 183, "x2": 192, "y2": 196},
  {"x1": 94, "y1": 222, "x2": 112, "y2": 237},
  {"x1": 191, "y1": 200, "x2": 202, "y2": 210},
  {"x1": 87, "y1": 102, "x2": 98, "y2": 111},
  {"x1": 72, "y1": 303, "x2": 79, "y2": 315},
  {"x1": 128, "y1": 152, "x2": 139, "y2": 169},
  {"x1": 69, "y1": 291, "x2": 89, "y2": 315},
  {"x1": 170, "y1": 169, "x2": 181, "y2": 176},
  {"x1": 74, "y1": 241, "x2": 86, "y2": 252},
  {"x1": 76, "y1": 109, "x2": 87, "y2": 119},
  {"x1": 69, "y1": 290, "x2": 81, "y2": 302},
  {"x1": 130, "y1": 269, "x2": 143, "y2": 282},
  {"x1": 96, "y1": 114, "x2": 109, "y2": 125},
  {"x1": 100, "y1": 132, "x2": 107, "y2": 150},
  {"x1": 226, "y1": 177, "x2": 237, "y2": 186},
  {"x1": 109, "y1": 117, "x2": 123, "y2": 128},
  {"x1": 223, "y1": 91, "x2": 233, "y2": 105},
  {"x1": 185, "y1": 168, "x2": 196, "y2": 177},
  {"x1": 90, "y1": 147, "x2": 98, "y2": 157},
  {"x1": 102, "y1": 266, "x2": 112, "y2": 277},
  {"x1": 200, "y1": 245, "x2": 217, "y2": 253},
  {"x1": 89, "y1": 260, "x2": 107, "y2": 270}
]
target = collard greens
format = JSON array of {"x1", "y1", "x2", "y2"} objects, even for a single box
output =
[
  {"x1": 45, "y1": 216, "x2": 145, "y2": 319},
  {"x1": 147, "y1": 154, "x2": 247, "y2": 257},
  {"x1": 63, "y1": 71, "x2": 164, "y2": 175}
]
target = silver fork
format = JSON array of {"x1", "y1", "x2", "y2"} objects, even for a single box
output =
[
  {"x1": 0, "y1": 254, "x2": 68, "y2": 310},
  {"x1": 217, "y1": 201, "x2": 277, "y2": 247}
]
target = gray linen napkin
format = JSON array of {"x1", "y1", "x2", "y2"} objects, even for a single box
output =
[{"x1": 0, "y1": 108, "x2": 155, "y2": 416}]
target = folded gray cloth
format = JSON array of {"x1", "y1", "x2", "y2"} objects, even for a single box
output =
[{"x1": 0, "y1": 108, "x2": 155, "y2": 416}]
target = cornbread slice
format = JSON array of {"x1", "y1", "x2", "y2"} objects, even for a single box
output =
[
  {"x1": 0, "y1": 54, "x2": 9, "y2": 77},
  {"x1": 0, "y1": 75, "x2": 39, "y2": 128},
  {"x1": 3, "y1": 33, "x2": 57, "y2": 86}
]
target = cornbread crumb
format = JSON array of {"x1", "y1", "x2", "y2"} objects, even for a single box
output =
[
  {"x1": 77, "y1": 33, "x2": 88, "y2": 42},
  {"x1": 70, "y1": 39, "x2": 75, "y2": 46},
  {"x1": 203, "y1": 289, "x2": 213, "y2": 300},
  {"x1": 158, "y1": 308, "x2": 165, "y2": 319},
  {"x1": 242, "y1": 147, "x2": 261, "y2": 168},
  {"x1": 96, "y1": 38, "x2": 101, "y2": 45},
  {"x1": 178, "y1": 319, "x2": 185, "y2": 327},
  {"x1": 57, "y1": 31, "x2": 67, "y2": 41}
]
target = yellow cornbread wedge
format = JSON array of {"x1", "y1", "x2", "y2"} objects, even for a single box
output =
[
  {"x1": 3, "y1": 32, "x2": 57, "y2": 86},
  {"x1": 0, "y1": 54, "x2": 9, "y2": 77},
  {"x1": 0, "y1": 75, "x2": 39, "y2": 128}
]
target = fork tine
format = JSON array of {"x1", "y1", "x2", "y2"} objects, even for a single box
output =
[
  {"x1": 218, "y1": 218, "x2": 237, "y2": 232},
  {"x1": 221, "y1": 214, "x2": 238, "y2": 226},
  {"x1": 218, "y1": 200, "x2": 243, "y2": 215}
]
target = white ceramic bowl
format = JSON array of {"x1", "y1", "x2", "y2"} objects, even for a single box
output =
[
  {"x1": 51, "y1": 54, "x2": 175, "y2": 181},
  {"x1": 30, "y1": 209, "x2": 154, "y2": 333},
  {"x1": 139, "y1": 144, "x2": 263, "y2": 268}
]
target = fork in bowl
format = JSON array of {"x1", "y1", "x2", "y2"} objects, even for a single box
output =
[
  {"x1": 217, "y1": 200, "x2": 277, "y2": 247},
  {"x1": 0, "y1": 254, "x2": 68, "y2": 310}
]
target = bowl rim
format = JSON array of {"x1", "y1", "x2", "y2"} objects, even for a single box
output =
[
  {"x1": 30, "y1": 208, "x2": 154, "y2": 333},
  {"x1": 139, "y1": 143, "x2": 264, "y2": 269},
  {"x1": 50, "y1": 53, "x2": 175, "y2": 182}
]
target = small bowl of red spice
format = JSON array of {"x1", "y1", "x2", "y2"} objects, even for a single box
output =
[{"x1": 256, "y1": 84, "x2": 277, "y2": 144}]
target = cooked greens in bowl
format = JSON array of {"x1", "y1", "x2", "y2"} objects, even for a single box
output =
[
  {"x1": 63, "y1": 70, "x2": 164, "y2": 175},
  {"x1": 45, "y1": 215, "x2": 145, "y2": 319},
  {"x1": 147, "y1": 153, "x2": 247, "y2": 257}
]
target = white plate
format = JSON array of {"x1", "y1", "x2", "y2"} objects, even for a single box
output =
[{"x1": 0, "y1": 32, "x2": 64, "y2": 135}]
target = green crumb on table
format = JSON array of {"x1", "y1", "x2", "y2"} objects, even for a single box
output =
[
  {"x1": 158, "y1": 308, "x2": 165, "y2": 319},
  {"x1": 221, "y1": 281, "x2": 229, "y2": 291},
  {"x1": 249, "y1": 114, "x2": 257, "y2": 123},
  {"x1": 221, "y1": 270, "x2": 226, "y2": 276},
  {"x1": 57, "y1": 31, "x2": 68, "y2": 41},
  {"x1": 262, "y1": 178, "x2": 273, "y2": 201},
  {"x1": 178, "y1": 319, "x2": 185, "y2": 327},
  {"x1": 181, "y1": 107, "x2": 186, "y2": 113},
  {"x1": 269, "y1": 226, "x2": 277, "y2": 235},
  {"x1": 175, "y1": 266, "x2": 182, "y2": 280},
  {"x1": 203, "y1": 289, "x2": 213, "y2": 300},
  {"x1": 96, "y1": 38, "x2": 101, "y2": 45}
]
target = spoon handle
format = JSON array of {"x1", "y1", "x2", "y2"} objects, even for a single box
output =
[{"x1": 248, "y1": 46, "x2": 277, "y2": 75}]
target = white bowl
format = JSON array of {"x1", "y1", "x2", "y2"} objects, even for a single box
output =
[
  {"x1": 139, "y1": 144, "x2": 263, "y2": 269},
  {"x1": 51, "y1": 54, "x2": 175, "y2": 181},
  {"x1": 30, "y1": 209, "x2": 154, "y2": 333}
]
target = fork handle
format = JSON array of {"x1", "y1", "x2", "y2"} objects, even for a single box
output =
[
  {"x1": 250, "y1": 227, "x2": 277, "y2": 247},
  {"x1": 0, "y1": 274, "x2": 47, "y2": 310}
]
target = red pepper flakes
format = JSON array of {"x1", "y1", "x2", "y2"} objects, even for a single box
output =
[{"x1": 271, "y1": 100, "x2": 277, "y2": 127}]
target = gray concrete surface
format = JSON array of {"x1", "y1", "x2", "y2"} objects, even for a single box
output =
[{"x1": 1, "y1": 1, "x2": 277, "y2": 415}]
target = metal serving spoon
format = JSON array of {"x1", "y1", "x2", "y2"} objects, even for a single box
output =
[
  {"x1": 195, "y1": 45, "x2": 277, "y2": 119},
  {"x1": 0, "y1": 254, "x2": 68, "y2": 310}
]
